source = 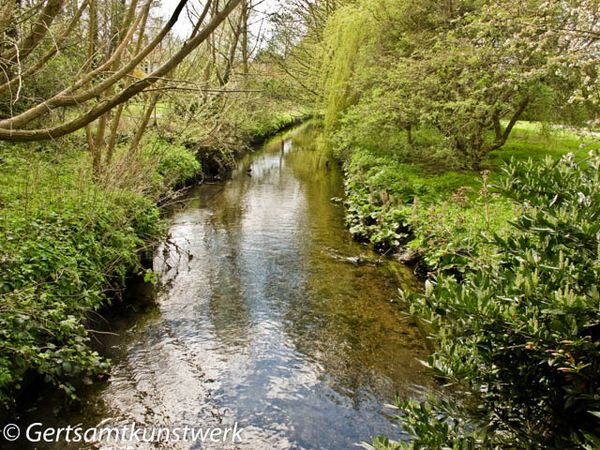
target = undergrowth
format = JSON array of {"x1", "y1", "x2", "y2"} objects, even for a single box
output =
[
  {"x1": 0, "y1": 136, "x2": 200, "y2": 410},
  {"x1": 341, "y1": 122, "x2": 600, "y2": 272}
]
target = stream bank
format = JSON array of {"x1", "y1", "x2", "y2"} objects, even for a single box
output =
[
  {"x1": 6, "y1": 122, "x2": 432, "y2": 449},
  {"x1": 0, "y1": 111, "x2": 309, "y2": 420}
]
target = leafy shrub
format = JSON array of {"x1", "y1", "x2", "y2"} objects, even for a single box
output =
[
  {"x1": 394, "y1": 153, "x2": 600, "y2": 448},
  {"x1": 363, "y1": 397, "x2": 491, "y2": 450},
  {"x1": 343, "y1": 150, "x2": 414, "y2": 249},
  {"x1": 0, "y1": 141, "x2": 182, "y2": 410},
  {"x1": 141, "y1": 137, "x2": 201, "y2": 190},
  {"x1": 408, "y1": 196, "x2": 515, "y2": 274},
  {"x1": 240, "y1": 110, "x2": 304, "y2": 142},
  {"x1": 341, "y1": 148, "x2": 509, "y2": 256},
  {"x1": 156, "y1": 144, "x2": 201, "y2": 187}
]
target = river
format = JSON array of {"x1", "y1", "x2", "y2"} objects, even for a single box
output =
[{"x1": 9, "y1": 123, "x2": 431, "y2": 449}]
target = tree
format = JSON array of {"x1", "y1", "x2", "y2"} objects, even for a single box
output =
[
  {"x1": 0, "y1": 0, "x2": 243, "y2": 142},
  {"x1": 267, "y1": 0, "x2": 346, "y2": 101},
  {"x1": 320, "y1": 0, "x2": 600, "y2": 168}
]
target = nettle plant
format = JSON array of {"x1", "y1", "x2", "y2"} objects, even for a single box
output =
[{"x1": 396, "y1": 153, "x2": 600, "y2": 448}]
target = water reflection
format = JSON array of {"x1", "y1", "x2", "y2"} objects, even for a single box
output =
[{"x1": 9, "y1": 123, "x2": 430, "y2": 450}]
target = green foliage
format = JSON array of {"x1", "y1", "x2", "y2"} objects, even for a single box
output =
[
  {"x1": 141, "y1": 136, "x2": 202, "y2": 189},
  {"x1": 343, "y1": 150, "x2": 414, "y2": 250},
  {"x1": 364, "y1": 397, "x2": 492, "y2": 450},
  {"x1": 0, "y1": 136, "x2": 202, "y2": 410},
  {"x1": 162, "y1": 72, "x2": 310, "y2": 159},
  {"x1": 409, "y1": 197, "x2": 515, "y2": 274},
  {"x1": 336, "y1": 98, "x2": 600, "y2": 448},
  {"x1": 341, "y1": 147, "x2": 508, "y2": 257},
  {"x1": 341, "y1": 123, "x2": 597, "y2": 270},
  {"x1": 239, "y1": 110, "x2": 306, "y2": 142},
  {"x1": 399, "y1": 153, "x2": 600, "y2": 447},
  {"x1": 321, "y1": 3, "x2": 372, "y2": 133},
  {"x1": 321, "y1": 0, "x2": 599, "y2": 168}
]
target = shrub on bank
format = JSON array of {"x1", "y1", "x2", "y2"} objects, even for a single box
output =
[
  {"x1": 142, "y1": 137, "x2": 202, "y2": 190},
  {"x1": 240, "y1": 110, "x2": 308, "y2": 143},
  {"x1": 341, "y1": 123, "x2": 598, "y2": 272},
  {"x1": 377, "y1": 154, "x2": 600, "y2": 448},
  {"x1": 341, "y1": 148, "x2": 501, "y2": 257},
  {"x1": 338, "y1": 124, "x2": 600, "y2": 447},
  {"x1": 0, "y1": 140, "x2": 201, "y2": 410}
]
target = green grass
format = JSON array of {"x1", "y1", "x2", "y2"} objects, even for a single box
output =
[
  {"x1": 341, "y1": 121, "x2": 600, "y2": 271},
  {"x1": 485, "y1": 121, "x2": 599, "y2": 166},
  {"x1": 379, "y1": 121, "x2": 600, "y2": 199},
  {"x1": 405, "y1": 121, "x2": 599, "y2": 192}
]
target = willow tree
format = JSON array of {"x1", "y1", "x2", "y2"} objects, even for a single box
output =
[
  {"x1": 320, "y1": 0, "x2": 600, "y2": 168},
  {"x1": 267, "y1": 0, "x2": 347, "y2": 102}
]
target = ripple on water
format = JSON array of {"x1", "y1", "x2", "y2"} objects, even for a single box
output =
[{"x1": 9, "y1": 124, "x2": 432, "y2": 450}]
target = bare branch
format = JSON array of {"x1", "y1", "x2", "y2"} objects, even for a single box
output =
[
  {"x1": 0, "y1": 0, "x2": 244, "y2": 141},
  {"x1": 2, "y1": 0, "x2": 66, "y2": 63}
]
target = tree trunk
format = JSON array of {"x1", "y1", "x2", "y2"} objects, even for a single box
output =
[
  {"x1": 406, "y1": 125, "x2": 414, "y2": 145},
  {"x1": 489, "y1": 97, "x2": 530, "y2": 152},
  {"x1": 240, "y1": 0, "x2": 249, "y2": 76},
  {"x1": 128, "y1": 93, "x2": 160, "y2": 155}
]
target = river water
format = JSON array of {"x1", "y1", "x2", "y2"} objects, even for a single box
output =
[{"x1": 10, "y1": 123, "x2": 430, "y2": 449}]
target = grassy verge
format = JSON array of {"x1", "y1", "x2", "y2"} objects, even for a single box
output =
[
  {"x1": 240, "y1": 109, "x2": 311, "y2": 144},
  {"x1": 0, "y1": 135, "x2": 203, "y2": 411},
  {"x1": 342, "y1": 121, "x2": 600, "y2": 274}
]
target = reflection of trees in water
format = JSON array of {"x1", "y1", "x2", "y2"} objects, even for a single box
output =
[
  {"x1": 199, "y1": 135, "x2": 307, "y2": 355},
  {"x1": 284, "y1": 260, "x2": 429, "y2": 404},
  {"x1": 179, "y1": 122, "x2": 428, "y2": 415},
  {"x1": 204, "y1": 231, "x2": 251, "y2": 351},
  {"x1": 203, "y1": 178, "x2": 252, "y2": 352},
  {"x1": 279, "y1": 125, "x2": 430, "y2": 403}
]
